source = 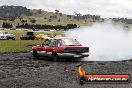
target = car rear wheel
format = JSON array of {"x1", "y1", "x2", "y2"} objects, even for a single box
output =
[
  {"x1": 6, "y1": 37, "x2": 9, "y2": 40},
  {"x1": 33, "y1": 50, "x2": 40, "y2": 59},
  {"x1": 12, "y1": 38, "x2": 15, "y2": 40},
  {"x1": 52, "y1": 52, "x2": 59, "y2": 61},
  {"x1": 31, "y1": 38, "x2": 34, "y2": 40},
  {"x1": 80, "y1": 76, "x2": 86, "y2": 84}
]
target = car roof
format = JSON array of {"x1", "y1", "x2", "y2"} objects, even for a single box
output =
[
  {"x1": 53, "y1": 37, "x2": 73, "y2": 40},
  {"x1": 26, "y1": 32, "x2": 34, "y2": 35},
  {"x1": 27, "y1": 32, "x2": 34, "y2": 33}
]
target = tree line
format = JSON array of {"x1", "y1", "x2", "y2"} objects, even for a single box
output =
[
  {"x1": 16, "y1": 23, "x2": 77, "y2": 30},
  {"x1": 2, "y1": 22, "x2": 78, "y2": 30},
  {"x1": 110, "y1": 18, "x2": 132, "y2": 24},
  {"x1": 2, "y1": 22, "x2": 13, "y2": 28}
]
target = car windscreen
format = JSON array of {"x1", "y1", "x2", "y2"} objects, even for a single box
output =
[
  {"x1": 62, "y1": 39, "x2": 81, "y2": 46},
  {"x1": 4, "y1": 32, "x2": 10, "y2": 34}
]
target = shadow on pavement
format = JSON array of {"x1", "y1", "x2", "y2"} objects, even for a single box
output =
[{"x1": 32, "y1": 57, "x2": 83, "y2": 62}]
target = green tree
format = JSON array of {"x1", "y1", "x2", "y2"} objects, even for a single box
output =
[
  {"x1": 58, "y1": 18, "x2": 60, "y2": 22},
  {"x1": 9, "y1": 16, "x2": 16, "y2": 21},
  {"x1": 30, "y1": 19, "x2": 36, "y2": 23},
  {"x1": 2, "y1": 22, "x2": 13, "y2": 28},
  {"x1": 38, "y1": 9, "x2": 42, "y2": 14}
]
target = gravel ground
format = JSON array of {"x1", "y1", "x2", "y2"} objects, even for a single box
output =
[{"x1": 0, "y1": 53, "x2": 131, "y2": 88}]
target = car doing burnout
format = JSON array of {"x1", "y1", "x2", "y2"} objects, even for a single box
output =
[{"x1": 32, "y1": 37, "x2": 89, "y2": 61}]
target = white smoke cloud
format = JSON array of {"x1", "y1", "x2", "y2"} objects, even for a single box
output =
[
  {"x1": 0, "y1": 0, "x2": 132, "y2": 18},
  {"x1": 66, "y1": 21, "x2": 132, "y2": 61}
]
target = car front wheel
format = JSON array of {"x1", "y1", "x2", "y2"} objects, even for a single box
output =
[
  {"x1": 12, "y1": 38, "x2": 15, "y2": 40},
  {"x1": 52, "y1": 52, "x2": 59, "y2": 61},
  {"x1": 33, "y1": 50, "x2": 40, "y2": 59},
  {"x1": 6, "y1": 37, "x2": 9, "y2": 40},
  {"x1": 80, "y1": 76, "x2": 86, "y2": 84}
]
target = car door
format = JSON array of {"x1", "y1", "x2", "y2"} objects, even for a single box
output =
[
  {"x1": 36, "y1": 46, "x2": 46, "y2": 51},
  {"x1": 36, "y1": 44, "x2": 47, "y2": 56},
  {"x1": 56, "y1": 39, "x2": 64, "y2": 53},
  {"x1": 46, "y1": 39, "x2": 57, "y2": 52},
  {"x1": 0, "y1": 32, "x2": 2, "y2": 39},
  {"x1": 45, "y1": 39, "x2": 58, "y2": 56},
  {"x1": 0, "y1": 32, "x2": 4, "y2": 39}
]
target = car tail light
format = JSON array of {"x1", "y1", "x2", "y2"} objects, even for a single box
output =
[{"x1": 64, "y1": 47, "x2": 89, "y2": 53}]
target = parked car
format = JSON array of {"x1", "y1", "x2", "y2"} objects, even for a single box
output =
[
  {"x1": 54, "y1": 35, "x2": 62, "y2": 38},
  {"x1": 35, "y1": 34, "x2": 50, "y2": 40},
  {"x1": 0, "y1": 31, "x2": 15, "y2": 40},
  {"x1": 32, "y1": 37, "x2": 89, "y2": 61},
  {"x1": 20, "y1": 32, "x2": 35, "y2": 40}
]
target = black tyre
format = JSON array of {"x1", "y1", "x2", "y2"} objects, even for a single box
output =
[
  {"x1": 52, "y1": 52, "x2": 59, "y2": 61},
  {"x1": 12, "y1": 38, "x2": 15, "y2": 40},
  {"x1": 31, "y1": 38, "x2": 34, "y2": 40},
  {"x1": 6, "y1": 37, "x2": 9, "y2": 40},
  {"x1": 33, "y1": 50, "x2": 40, "y2": 59},
  {"x1": 20, "y1": 37, "x2": 23, "y2": 40},
  {"x1": 80, "y1": 76, "x2": 86, "y2": 84}
]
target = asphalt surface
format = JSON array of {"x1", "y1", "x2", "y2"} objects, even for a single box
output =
[{"x1": 0, "y1": 53, "x2": 131, "y2": 88}]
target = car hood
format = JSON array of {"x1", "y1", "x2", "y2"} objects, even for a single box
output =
[
  {"x1": 64, "y1": 45, "x2": 89, "y2": 49},
  {"x1": 6, "y1": 34, "x2": 15, "y2": 36}
]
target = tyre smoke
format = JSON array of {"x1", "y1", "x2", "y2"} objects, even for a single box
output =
[{"x1": 66, "y1": 21, "x2": 132, "y2": 61}]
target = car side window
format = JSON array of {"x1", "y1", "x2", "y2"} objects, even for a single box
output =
[
  {"x1": 42, "y1": 39, "x2": 51, "y2": 46},
  {"x1": 49, "y1": 39, "x2": 58, "y2": 47},
  {"x1": 57, "y1": 40, "x2": 62, "y2": 46}
]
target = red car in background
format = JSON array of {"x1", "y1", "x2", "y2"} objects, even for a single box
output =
[{"x1": 32, "y1": 37, "x2": 89, "y2": 61}]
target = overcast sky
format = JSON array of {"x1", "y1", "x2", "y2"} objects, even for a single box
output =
[{"x1": 1, "y1": 0, "x2": 132, "y2": 18}]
